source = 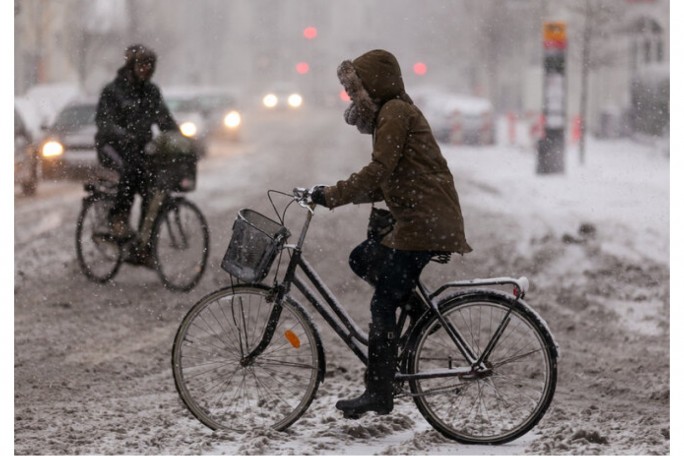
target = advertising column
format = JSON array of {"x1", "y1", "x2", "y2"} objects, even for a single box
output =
[{"x1": 537, "y1": 21, "x2": 567, "y2": 174}]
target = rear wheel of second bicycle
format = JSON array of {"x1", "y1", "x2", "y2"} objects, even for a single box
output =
[
  {"x1": 75, "y1": 198, "x2": 122, "y2": 282},
  {"x1": 172, "y1": 284, "x2": 324, "y2": 432},
  {"x1": 152, "y1": 198, "x2": 209, "y2": 292},
  {"x1": 407, "y1": 292, "x2": 558, "y2": 444}
]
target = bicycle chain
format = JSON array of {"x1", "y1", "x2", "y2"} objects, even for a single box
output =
[{"x1": 395, "y1": 383, "x2": 462, "y2": 398}]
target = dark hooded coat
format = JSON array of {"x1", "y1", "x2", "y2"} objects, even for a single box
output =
[
  {"x1": 95, "y1": 64, "x2": 178, "y2": 168},
  {"x1": 324, "y1": 49, "x2": 472, "y2": 254}
]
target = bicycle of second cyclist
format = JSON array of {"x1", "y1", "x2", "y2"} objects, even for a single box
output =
[
  {"x1": 75, "y1": 169, "x2": 209, "y2": 292},
  {"x1": 171, "y1": 188, "x2": 559, "y2": 444}
]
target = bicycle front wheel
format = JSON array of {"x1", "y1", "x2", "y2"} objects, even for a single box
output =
[
  {"x1": 153, "y1": 198, "x2": 209, "y2": 292},
  {"x1": 172, "y1": 285, "x2": 324, "y2": 432},
  {"x1": 75, "y1": 197, "x2": 122, "y2": 282},
  {"x1": 408, "y1": 291, "x2": 558, "y2": 444}
]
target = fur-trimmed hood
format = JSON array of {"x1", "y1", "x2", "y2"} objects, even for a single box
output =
[
  {"x1": 337, "y1": 49, "x2": 412, "y2": 134},
  {"x1": 340, "y1": 49, "x2": 407, "y2": 102}
]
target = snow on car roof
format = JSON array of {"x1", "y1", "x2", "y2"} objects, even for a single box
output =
[{"x1": 23, "y1": 83, "x2": 84, "y2": 125}]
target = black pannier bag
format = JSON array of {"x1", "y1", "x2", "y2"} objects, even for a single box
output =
[{"x1": 367, "y1": 206, "x2": 395, "y2": 240}]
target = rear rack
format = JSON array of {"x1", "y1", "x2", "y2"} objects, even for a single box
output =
[{"x1": 429, "y1": 276, "x2": 529, "y2": 300}]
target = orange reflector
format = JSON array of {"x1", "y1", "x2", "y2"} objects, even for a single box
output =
[{"x1": 284, "y1": 330, "x2": 301, "y2": 348}]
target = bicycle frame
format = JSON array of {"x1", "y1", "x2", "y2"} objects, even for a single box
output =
[
  {"x1": 240, "y1": 204, "x2": 531, "y2": 383},
  {"x1": 85, "y1": 182, "x2": 180, "y2": 249}
]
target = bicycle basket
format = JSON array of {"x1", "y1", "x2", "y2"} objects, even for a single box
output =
[
  {"x1": 221, "y1": 209, "x2": 290, "y2": 283},
  {"x1": 151, "y1": 153, "x2": 197, "y2": 192},
  {"x1": 146, "y1": 132, "x2": 200, "y2": 192}
]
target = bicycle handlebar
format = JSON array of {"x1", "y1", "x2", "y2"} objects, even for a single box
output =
[
  {"x1": 292, "y1": 186, "x2": 324, "y2": 210},
  {"x1": 292, "y1": 187, "x2": 312, "y2": 203}
]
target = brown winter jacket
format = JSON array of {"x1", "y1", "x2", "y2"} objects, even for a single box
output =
[{"x1": 324, "y1": 49, "x2": 472, "y2": 254}]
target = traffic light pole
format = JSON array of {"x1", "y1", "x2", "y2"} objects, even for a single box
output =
[{"x1": 537, "y1": 22, "x2": 567, "y2": 175}]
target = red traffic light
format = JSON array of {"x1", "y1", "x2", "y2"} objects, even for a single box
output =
[
  {"x1": 303, "y1": 26, "x2": 318, "y2": 40},
  {"x1": 413, "y1": 62, "x2": 427, "y2": 76},
  {"x1": 296, "y1": 62, "x2": 310, "y2": 74}
]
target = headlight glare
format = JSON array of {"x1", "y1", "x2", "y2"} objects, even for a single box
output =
[
  {"x1": 180, "y1": 121, "x2": 197, "y2": 137},
  {"x1": 224, "y1": 111, "x2": 241, "y2": 128},
  {"x1": 263, "y1": 94, "x2": 278, "y2": 108},
  {"x1": 288, "y1": 93, "x2": 303, "y2": 108},
  {"x1": 41, "y1": 140, "x2": 64, "y2": 158}
]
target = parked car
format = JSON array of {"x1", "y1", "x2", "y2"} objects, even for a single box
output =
[
  {"x1": 165, "y1": 86, "x2": 243, "y2": 143},
  {"x1": 415, "y1": 88, "x2": 495, "y2": 146},
  {"x1": 37, "y1": 98, "x2": 101, "y2": 180},
  {"x1": 14, "y1": 107, "x2": 38, "y2": 195}
]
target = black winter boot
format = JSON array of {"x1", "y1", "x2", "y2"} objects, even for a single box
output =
[{"x1": 336, "y1": 324, "x2": 396, "y2": 419}]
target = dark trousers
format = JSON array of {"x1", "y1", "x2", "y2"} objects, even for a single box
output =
[
  {"x1": 349, "y1": 239, "x2": 434, "y2": 383},
  {"x1": 350, "y1": 238, "x2": 433, "y2": 328},
  {"x1": 99, "y1": 144, "x2": 152, "y2": 230},
  {"x1": 110, "y1": 163, "x2": 152, "y2": 232}
]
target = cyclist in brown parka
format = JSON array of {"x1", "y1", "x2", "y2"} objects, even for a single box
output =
[{"x1": 310, "y1": 49, "x2": 472, "y2": 419}]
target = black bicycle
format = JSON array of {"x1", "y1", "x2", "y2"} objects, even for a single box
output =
[
  {"x1": 75, "y1": 163, "x2": 209, "y2": 292},
  {"x1": 171, "y1": 188, "x2": 558, "y2": 444}
]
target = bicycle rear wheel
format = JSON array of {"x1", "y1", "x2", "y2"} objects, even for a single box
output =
[
  {"x1": 172, "y1": 285, "x2": 324, "y2": 432},
  {"x1": 75, "y1": 197, "x2": 122, "y2": 282},
  {"x1": 408, "y1": 291, "x2": 558, "y2": 444},
  {"x1": 153, "y1": 198, "x2": 209, "y2": 292}
]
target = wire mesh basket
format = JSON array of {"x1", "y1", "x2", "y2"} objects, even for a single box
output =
[
  {"x1": 221, "y1": 209, "x2": 290, "y2": 283},
  {"x1": 149, "y1": 154, "x2": 197, "y2": 192}
]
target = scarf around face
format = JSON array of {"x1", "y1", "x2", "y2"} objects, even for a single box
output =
[{"x1": 338, "y1": 60, "x2": 380, "y2": 135}]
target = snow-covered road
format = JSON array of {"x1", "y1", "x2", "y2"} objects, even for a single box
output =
[{"x1": 13, "y1": 107, "x2": 669, "y2": 454}]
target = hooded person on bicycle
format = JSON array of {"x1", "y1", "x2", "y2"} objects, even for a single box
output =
[
  {"x1": 310, "y1": 49, "x2": 472, "y2": 419},
  {"x1": 95, "y1": 44, "x2": 179, "y2": 265}
]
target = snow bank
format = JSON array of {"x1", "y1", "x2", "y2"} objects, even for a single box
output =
[{"x1": 444, "y1": 137, "x2": 670, "y2": 266}]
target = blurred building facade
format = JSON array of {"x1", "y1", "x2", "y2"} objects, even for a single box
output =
[{"x1": 14, "y1": 0, "x2": 669, "y2": 136}]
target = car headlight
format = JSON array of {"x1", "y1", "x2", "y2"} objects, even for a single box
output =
[
  {"x1": 288, "y1": 93, "x2": 303, "y2": 108},
  {"x1": 263, "y1": 94, "x2": 278, "y2": 108},
  {"x1": 180, "y1": 121, "x2": 198, "y2": 137},
  {"x1": 223, "y1": 111, "x2": 241, "y2": 129},
  {"x1": 41, "y1": 140, "x2": 64, "y2": 158}
]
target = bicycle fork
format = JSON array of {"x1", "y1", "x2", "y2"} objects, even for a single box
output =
[{"x1": 235, "y1": 288, "x2": 285, "y2": 367}]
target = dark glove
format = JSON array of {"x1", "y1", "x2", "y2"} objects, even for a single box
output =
[{"x1": 310, "y1": 186, "x2": 328, "y2": 207}]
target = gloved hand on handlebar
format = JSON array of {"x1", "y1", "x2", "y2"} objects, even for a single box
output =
[{"x1": 310, "y1": 186, "x2": 328, "y2": 207}]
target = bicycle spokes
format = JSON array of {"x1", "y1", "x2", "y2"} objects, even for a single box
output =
[
  {"x1": 165, "y1": 207, "x2": 190, "y2": 249},
  {"x1": 76, "y1": 198, "x2": 122, "y2": 282},
  {"x1": 154, "y1": 199, "x2": 209, "y2": 291},
  {"x1": 172, "y1": 286, "x2": 323, "y2": 432},
  {"x1": 409, "y1": 296, "x2": 557, "y2": 444}
]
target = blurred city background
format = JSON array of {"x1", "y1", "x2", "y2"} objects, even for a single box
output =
[{"x1": 14, "y1": 0, "x2": 669, "y2": 137}]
